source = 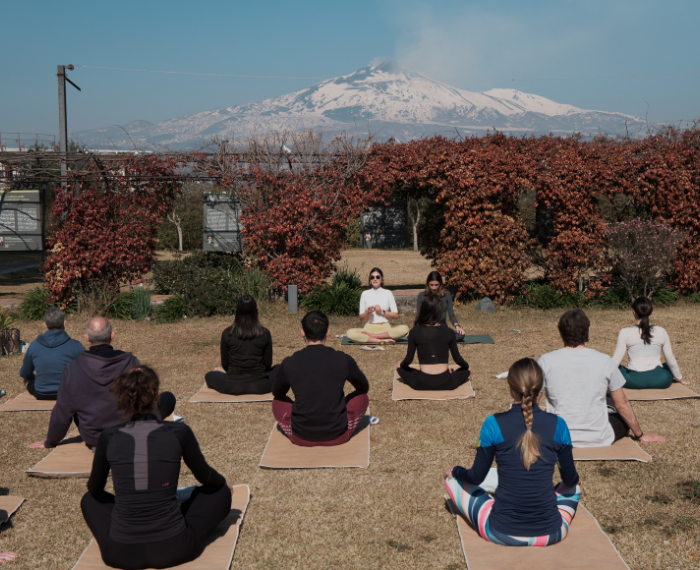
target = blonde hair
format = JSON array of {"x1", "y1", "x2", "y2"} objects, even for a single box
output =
[{"x1": 506, "y1": 358, "x2": 544, "y2": 470}]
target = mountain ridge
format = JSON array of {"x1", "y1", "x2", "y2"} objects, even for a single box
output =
[{"x1": 73, "y1": 60, "x2": 645, "y2": 150}]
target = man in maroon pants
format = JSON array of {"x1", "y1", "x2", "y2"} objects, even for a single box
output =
[{"x1": 271, "y1": 311, "x2": 369, "y2": 447}]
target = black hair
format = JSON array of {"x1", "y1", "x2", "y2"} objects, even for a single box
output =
[
  {"x1": 631, "y1": 297, "x2": 653, "y2": 345},
  {"x1": 302, "y1": 311, "x2": 329, "y2": 342},
  {"x1": 230, "y1": 295, "x2": 267, "y2": 340},
  {"x1": 424, "y1": 271, "x2": 446, "y2": 297},
  {"x1": 414, "y1": 293, "x2": 443, "y2": 327},
  {"x1": 557, "y1": 309, "x2": 590, "y2": 347},
  {"x1": 368, "y1": 267, "x2": 384, "y2": 287}
]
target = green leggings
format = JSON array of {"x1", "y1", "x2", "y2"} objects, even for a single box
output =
[{"x1": 620, "y1": 363, "x2": 673, "y2": 390}]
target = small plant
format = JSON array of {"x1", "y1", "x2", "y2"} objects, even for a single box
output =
[
  {"x1": 677, "y1": 480, "x2": 700, "y2": 503},
  {"x1": 420, "y1": 535, "x2": 437, "y2": 543},
  {"x1": 647, "y1": 492, "x2": 673, "y2": 504},
  {"x1": 643, "y1": 518, "x2": 661, "y2": 527},
  {"x1": 597, "y1": 466, "x2": 615, "y2": 477},
  {"x1": 301, "y1": 282, "x2": 362, "y2": 316},
  {"x1": 19, "y1": 286, "x2": 77, "y2": 320},
  {"x1": 675, "y1": 517, "x2": 697, "y2": 531},
  {"x1": 684, "y1": 291, "x2": 700, "y2": 304},
  {"x1": 130, "y1": 288, "x2": 152, "y2": 320},
  {"x1": 386, "y1": 540, "x2": 412, "y2": 552},
  {"x1": 332, "y1": 262, "x2": 362, "y2": 289},
  {"x1": 0, "y1": 309, "x2": 16, "y2": 330},
  {"x1": 155, "y1": 295, "x2": 185, "y2": 323},
  {"x1": 106, "y1": 292, "x2": 135, "y2": 320}
]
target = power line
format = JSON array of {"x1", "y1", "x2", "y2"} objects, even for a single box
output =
[
  {"x1": 458, "y1": 71, "x2": 700, "y2": 83},
  {"x1": 76, "y1": 65, "x2": 324, "y2": 80}
]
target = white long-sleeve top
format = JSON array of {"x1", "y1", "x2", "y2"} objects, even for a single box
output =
[{"x1": 612, "y1": 325, "x2": 682, "y2": 380}]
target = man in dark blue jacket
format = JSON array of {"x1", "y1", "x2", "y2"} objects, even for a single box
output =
[{"x1": 19, "y1": 307, "x2": 84, "y2": 400}]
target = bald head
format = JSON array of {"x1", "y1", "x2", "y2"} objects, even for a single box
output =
[{"x1": 85, "y1": 317, "x2": 113, "y2": 345}]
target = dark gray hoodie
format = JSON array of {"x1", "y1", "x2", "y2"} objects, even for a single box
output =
[{"x1": 45, "y1": 346, "x2": 139, "y2": 447}]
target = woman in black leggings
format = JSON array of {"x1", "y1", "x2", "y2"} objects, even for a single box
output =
[
  {"x1": 205, "y1": 295, "x2": 277, "y2": 395},
  {"x1": 396, "y1": 294, "x2": 471, "y2": 391},
  {"x1": 81, "y1": 366, "x2": 233, "y2": 570}
]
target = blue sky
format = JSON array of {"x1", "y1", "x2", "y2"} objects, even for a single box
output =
[{"x1": 2, "y1": 0, "x2": 699, "y2": 139}]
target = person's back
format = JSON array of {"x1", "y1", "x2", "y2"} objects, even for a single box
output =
[
  {"x1": 95, "y1": 418, "x2": 210, "y2": 542},
  {"x1": 272, "y1": 310, "x2": 369, "y2": 446},
  {"x1": 275, "y1": 344, "x2": 360, "y2": 441},
  {"x1": 19, "y1": 308, "x2": 83, "y2": 399},
  {"x1": 538, "y1": 347, "x2": 621, "y2": 447},
  {"x1": 42, "y1": 317, "x2": 139, "y2": 448},
  {"x1": 221, "y1": 329, "x2": 271, "y2": 381},
  {"x1": 445, "y1": 358, "x2": 579, "y2": 546}
]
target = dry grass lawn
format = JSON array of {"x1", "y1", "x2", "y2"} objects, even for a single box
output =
[
  {"x1": 338, "y1": 249, "x2": 433, "y2": 288},
  {"x1": 1, "y1": 286, "x2": 700, "y2": 568}
]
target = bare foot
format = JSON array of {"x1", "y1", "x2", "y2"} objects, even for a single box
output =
[
  {"x1": 363, "y1": 336, "x2": 394, "y2": 343},
  {"x1": 0, "y1": 552, "x2": 18, "y2": 563},
  {"x1": 678, "y1": 379, "x2": 691, "y2": 386}
]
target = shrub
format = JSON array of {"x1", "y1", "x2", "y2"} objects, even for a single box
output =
[
  {"x1": 151, "y1": 252, "x2": 270, "y2": 317},
  {"x1": 597, "y1": 284, "x2": 630, "y2": 309},
  {"x1": 344, "y1": 217, "x2": 361, "y2": 248},
  {"x1": 155, "y1": 295, "x2": 185, "y2": 323},
  {"x1": 19, "y1": 286, "x2": 77, "y2": 320},
  {"x1": 684, "y1": 291, "x2": 700, "y2": 304},
  {"x1": 106, "y1": 292, "x2": 135, "y2": 320},
  {"x1": 332, "y1": 263, "x2": 362, "y2": 289},
  {"x1": 301, "y1": 283, "x2": 362, "y2": 316},
  {"x1": 606, "y1": 219, "x2": 685, "y2": 301},
  {"x1": 511, "y1": 282, "x2": 583, "y2": 310},
  {"x1": 131, "y1": 288, "x2": 152, "y2": 320},
  {"x1": 0, "y1": 308, "x2": 16, "y2": 330}
]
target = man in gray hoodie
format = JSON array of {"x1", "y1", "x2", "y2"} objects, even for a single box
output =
[
  {"x1": 19, "y1": 307, "x2": 84, "y2": 399},
  {"x1": 29, "y1": 317, "x2": 176, "y2": 449}
]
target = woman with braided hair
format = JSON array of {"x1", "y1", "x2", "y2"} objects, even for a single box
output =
[{"x1": 444, "y1": 358, "x2": 581, "y2": 546}]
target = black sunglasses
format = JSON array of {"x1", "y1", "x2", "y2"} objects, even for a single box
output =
[{"x1": 370, "y1": 275, "x2": 382, "y2": 279}]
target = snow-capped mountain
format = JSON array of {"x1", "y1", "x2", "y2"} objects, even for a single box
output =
[{"x1": 74, "y1": 60, "x2": 644, "y2": 150}]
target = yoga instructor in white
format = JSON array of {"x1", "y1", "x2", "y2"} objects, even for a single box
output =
[{"x1": 346, "y1": 267, "x2": 409, "y2": 343}]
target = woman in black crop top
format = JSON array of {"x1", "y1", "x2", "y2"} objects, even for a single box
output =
[
  {"x1": 81, "y1": 366, "x2": 233, "y2": 570},
  {"x1": 205, "y1": 295, "x2": 277, "y2": 395},
  {"x1": 396, "y1": 294, "x2": 471, "y2": 391}
]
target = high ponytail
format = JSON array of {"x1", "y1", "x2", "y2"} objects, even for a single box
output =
[
  {"x1": 507, "y1": 358, "x2": 544, "y2": 471},
  {"x1": 631, "y1": 297, "x2": 653, "y2": 345}
]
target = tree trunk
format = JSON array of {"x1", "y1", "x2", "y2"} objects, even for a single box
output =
[{"x1": 177, "y1": 223, "x2": 183, "y2": 252}]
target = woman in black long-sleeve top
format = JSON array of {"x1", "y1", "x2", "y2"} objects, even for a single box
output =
[
  {"x1": 416, "y1": 271, "x2": 466, "y2": 340},
  {"x1": 396, "y1": 294, "x2": 471, "y2": 391},
  {"x1": 81, "y1": 366, "x2": 233, "y2": 570},
  {"x1": 205, "y1": 295, "x2": 276, "y2": 395}
]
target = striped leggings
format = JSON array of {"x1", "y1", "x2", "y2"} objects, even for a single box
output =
[{"x1": 445, "y1": 478, "x2": 580, "y2": 547}]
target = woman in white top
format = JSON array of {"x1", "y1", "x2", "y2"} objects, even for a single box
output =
[
  {"x1": 346, "y1": 268, "x2": 410, "y2": 343},
  {"x1": 612, "y1": 297, "x2": 687, "y2": 390}
]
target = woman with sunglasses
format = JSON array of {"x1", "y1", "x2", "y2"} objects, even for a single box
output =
[
  {"x1": 417, "y1": 271, "x2": 465, "y2": 341},
  {"x1": 345, "y1": 268, "x2": 409, "y2": 343}
]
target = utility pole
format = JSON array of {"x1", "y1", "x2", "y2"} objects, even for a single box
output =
[{"x1": 56, "y1": 65, "x2": 81, "y2": 188}]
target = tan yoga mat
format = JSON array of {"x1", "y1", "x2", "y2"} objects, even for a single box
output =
[
  {"x1": 0, "y1": 391, "x2": 55, "y2": 412},
  {"x1": 26, "y1": 430, "x2": 95, "y2": 478},
  {"x1": 572, "y1": 437, "x2": 652, "y2": 463},
  {"x1": 392, "y1": 367, "x2": 475, "y2": 401},
  {"x1": 0, "y1": 496, "x2": 25, "y2": 524},
  {"x1": 624, "y1": 383, "x2": 700, "y2": 401},
  {"x1": 447, "y1": 499, "x2": 631, "y2": 570},
  {"x1": 259, "y1": 412, "x2": 371, "y2": 469},
  {"x1": 71, "y1": 484, "x2": 250, "y2": 570},
  {"x1": 189, "y1": 383, "x2": 273, "y2": 403}
]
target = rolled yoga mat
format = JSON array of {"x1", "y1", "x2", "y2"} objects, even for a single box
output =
[
  {"x1": 623, "y1": 383, "x2": 700, "y2": 401},
  {"x1": 392, "y1": 367, "x2": 475, "y2": 401},
  {"x1": 341, "y1": 334, "x2": 494, "y2": 345},
  {"x1": 71, "y1": 485, "x2": 251, "y2": 570},
  {"x1": 259, "y1": 412, "x2": 371, "y2": 469},
  {"x1": 446, "y1": 498, "x2": 631, "y2": 570},
  {"x1": 572, "y1": 437, "x2": 652, "y2": 463},
  {"x1": 26, "y1": 430, "x2": 95, "y2": 478},
  {"x1": 0, "y1": 391, "x2": 55, "y2": 412},
  {"x1": 189, "y1": 383, "x2": 273, "y2": 403}
]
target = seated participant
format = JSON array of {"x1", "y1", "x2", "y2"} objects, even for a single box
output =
[
  {"x1": 81, "y1": 366, "x2": 233, "y2": 570},
  {"x1": 272, "y1": 311, "x2": 369, "y2": 447},
  {"x1": 19, "y1": 307, "x2": 83, "y2": 400},
  {"x1": 612, "y1": 297, "x2": 687, "y2": 390},
  {"x1": 445, "y1": 358, "x2": 581, "y2": 546},
  {"x1": 416, "y1": 271, "x2": 465, "y2": 340},
  {"x1": 346, "y1": 267, "x2": 409, "y2": 343},
  {"x1": 538, "y1": 309, "x2": 664, "y2": 448},
  {"x1": 396, "y1": 294, "x2": 471, "y2": 391},
  {"x1": 29, "y1": 317, "x2": 176, "y2": 450},
  {"x1": 205, "y1": 295, "x2": 276, "y2": 395}
]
